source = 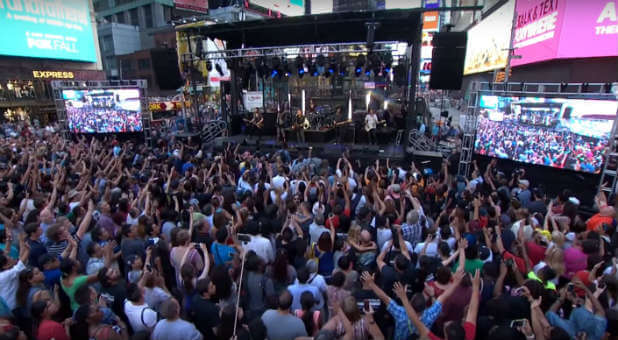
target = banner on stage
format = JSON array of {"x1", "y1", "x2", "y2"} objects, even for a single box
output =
[{"x1": 243, "y1": 91, "x2": 263, "y2": 111}]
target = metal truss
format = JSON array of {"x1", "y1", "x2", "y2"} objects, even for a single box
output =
[
  {"x1": 468, "y1": 82, "x2": 618, "y2": 198},
  {"x1": 50, "y1": 80, "x2": 151, "y2": 144},
  {"x1": 181, "y1": 41, "x2": 404, "y2": 62},
  {"x1": 407, "y1": 129, "x2": 436, "y2": 152},
  {"x1": 457, "y1": 90, "x2": 478, "y2": 178}
]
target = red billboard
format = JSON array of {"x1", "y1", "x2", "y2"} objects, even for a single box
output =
[{"x1": 174, "y1": 0, "x2": 208, "y2": 13}]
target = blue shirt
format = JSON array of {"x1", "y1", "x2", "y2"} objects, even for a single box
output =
[
  {"x1": 210, "y1": 243, "x2": 235, "y2": 267},
  {"x1": 387, "y1": 299, "x2": 442, "y2": 340},
  {"x1": 546, "y1": 308, "x2": 607, "y2": 340}
]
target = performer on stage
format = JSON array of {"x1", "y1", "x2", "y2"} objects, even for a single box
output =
[
  {"x1": 294, "y1": 109, "x2": 306, "y2": 143},
  {"x1": 244, "y1": 108, "x2": 264, "y2": 137},
  {"x1": 365, "y1": 109, "x2": 379, "y2": 145},
  {"x1": 276, "y1": 109, "x2": 287, "y2": 145},
  {"x1": 333, "y1": 106, "x2": 350, "y2": 143}
]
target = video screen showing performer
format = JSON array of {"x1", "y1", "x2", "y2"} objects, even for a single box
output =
[
  {"x1": 474, "y1": 95, "x2": 618, "y2": 174},
  {"x1": 63, "y1": 89, "x2": 143, "y2": 134}
]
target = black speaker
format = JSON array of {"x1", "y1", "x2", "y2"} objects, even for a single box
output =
[
  {"x1": 151, "y1": 48, "x2": 183, "y2": 90},
  {"x1": 429, "y1": 32, "x2": 467, "y2": 90}
]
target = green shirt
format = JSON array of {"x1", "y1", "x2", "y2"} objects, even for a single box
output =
[
  {"x1": 61, "y1": 275, "x2": 89, "y2": 311},
  {"x1": 453, "y1": 259, "x2": 485, "y2": 274}
]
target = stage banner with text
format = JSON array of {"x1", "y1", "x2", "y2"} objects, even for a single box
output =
[
  {"x1": 174, "y1": 0, "x2": 208, "y2": 13},
  {"x1": 513, "y1": 0, "x2": 618, "y2": 66},
  {"x1": 0, "y1": 0, "x2": 97, "y2": 62},
  {"x1": 243, "y1": 91, "x2": 263, "y2": 112}
]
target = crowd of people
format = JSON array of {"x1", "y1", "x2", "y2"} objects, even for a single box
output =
[
  {"x1": 66, "y1": 106, "x2": 143, "y2": 134},
  {"x1": 475, "y1": 117, "x2": 607, "y2": 173},
  {"x1": 0, "y1": 122, "x2": 616, "y2": 340}
]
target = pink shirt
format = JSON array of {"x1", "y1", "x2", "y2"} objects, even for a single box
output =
[{"x1": 564, "y1": 247, "x2": 587, "y2": 278}]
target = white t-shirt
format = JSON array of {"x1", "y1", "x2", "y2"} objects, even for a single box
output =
[
  {"x1": 365, "y1": 114, "x2": 378, "y2": 130},
  {"x1": 124, "y1": 300, "x2": 157, "y2": 332}
]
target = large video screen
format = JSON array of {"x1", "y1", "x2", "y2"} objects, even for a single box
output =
[
  {"x1": 0, "y1": 0, "x2": 97, "y2": 62},
  {"x1": 474, "y1": 95, "x2": 618, "y2": 174},
  {"x1": 63, "y1": 89, "x2": 143, "y2": 134}
]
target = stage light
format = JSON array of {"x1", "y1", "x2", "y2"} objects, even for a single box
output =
[
  {"x1": 384, "y1": 100, "x2": 388, "y2": 110},
  {"x1": 271, "y1": 69, "x2": 278, "y2": 78},
  {"x1": 309, "y1": 62, "x2": 319, "y2": 77},
  {"x1": 366, "y1": 91, "x2": 371, "y2": 111},
  {"x1": 327, "y1": 63, "x2": 336, "y2": 74},
  {"x1": 296, "y1": 56, "x2": 305, "y2": 78},
  {"x1": 355, "y1": 56, "x2": 365, "y2": 77}
]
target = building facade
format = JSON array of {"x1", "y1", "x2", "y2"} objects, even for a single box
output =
[{"x1": 0, "y1": 0, "x2": 104, "y2": 124}]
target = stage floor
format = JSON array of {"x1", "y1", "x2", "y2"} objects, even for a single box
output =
[{"x1": 213, "y1": 135, "x2": 407, "y2": 162}]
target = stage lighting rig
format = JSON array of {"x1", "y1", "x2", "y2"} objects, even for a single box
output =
[
  {"x1": 296, "y1": 56, "x2": 305, "y2": 78},
  {"x1": 355, "y1": 55, "x2": 366, "y2": 77}
]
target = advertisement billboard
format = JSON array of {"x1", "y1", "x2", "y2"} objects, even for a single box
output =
[
  {"x1": 463, "y1": 0, "x2": 515, "y2": 75},
  {"x1": 250, "y1": 0, "x2": 305, "y2": 16},
  {"x1": 513, "y1": 0, "x2": 618, "y2": 66},
  {"x1": 384, "y1": 0, "x2": 422, "y2": 9},
  {"x1": 0, "y1": 0, "x2": 97, "y2": 62},
  {"x1": 174, "y1": 0, "x2": 208, "y2": 13}
]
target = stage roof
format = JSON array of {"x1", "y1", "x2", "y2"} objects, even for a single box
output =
[{"x1": 176, "y1": 10, "x2": 423, "y2": 49}]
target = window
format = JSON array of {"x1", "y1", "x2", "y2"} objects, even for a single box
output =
[
  {"x1": 116, "y1": 12, "x2": 125, "y2": 23},
  {"x1": 138, "y1": 58, "x2": 150, "y2": 70},
  {"x1": 94, "y1": 0, "x2": 108, "y2": 11},
  {"x1": 130, "y1": 8, "x2": 139, "y2": 26},
  {"x1": 104, "y1": 15, "x2": 112, "y2": 23},
  {"x1": 144, "y1": 4, "x2": 153, "y2": 28}
]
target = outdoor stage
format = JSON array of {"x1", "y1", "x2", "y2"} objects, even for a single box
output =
[{"x1": 212, "y1": 134, "x2": 408, "y2": 164}]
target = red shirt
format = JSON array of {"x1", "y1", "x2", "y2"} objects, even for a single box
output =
[
  {"x1": 503, "y1": 251, "x2": 526, "y2": 274},
  {"x1": 325, "y1": 208, "x2": 350, "y2": 229},
  {"x1": 586, "y1": 213, "x2": 613, "y2": 231},
  {"x1": 525, "y1": 241, "x2": 547, "y2": 266},
  {"x1": 429, "y1": 322, "x2": 476, "y2": 340},
  {"x1": 37, "y1": 320, "x2": 69, "y2": 340}
]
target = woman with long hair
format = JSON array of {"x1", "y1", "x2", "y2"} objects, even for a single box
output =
[
  {"x1": 70, "y1": 304, "x2": 127, "y2": 340},
  {"x1": 266, "y1": 248, "x2": 296, "y2": 295},
  {"x1": 294, "y1": 291, "x2": 321, "y2": 336},
  {"x1": 31, "y1": 299, "x2": 68, "y2": 340},
  {"x1": 16, "y1": 267, "x2": 46, "y2": 316}
]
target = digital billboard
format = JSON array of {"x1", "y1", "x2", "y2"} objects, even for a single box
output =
[
  {"x1": 63, "y1": 89, "x2": 143, "y2": 134},
  {"x1": 250, "y1": 0, "x2": 305, "y2": 16},
  {"x1": 463, "y1": 0, "x2": 515, "y2": 75},
  {"x1": 513, "y1": 0, "x2": 618, "y2": 66},
  {"x1": 174, "y1": 0, "x2": 208, "y2": 13},
  {"x1": 474, "y1": 95, "x2": 618, "y2": 174},
  {"x1": 0, "y1": 0, "x2": 97, "y2": 62}
]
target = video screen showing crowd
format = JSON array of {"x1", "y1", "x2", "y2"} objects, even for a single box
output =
[
  {"x1": 474, "y1": 95, "x2": 618, "y2": 174},
  {"x1": 63, "y1": 89, "x2": 143, "y2": 134}
]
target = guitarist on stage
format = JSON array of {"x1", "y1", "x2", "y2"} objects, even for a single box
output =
[
  {"x1": 244, "y1": 108, "x2": 264, "y2": 137},
  {"x1": 333, "y1": 106, "x2": 351, "y2": 143}
]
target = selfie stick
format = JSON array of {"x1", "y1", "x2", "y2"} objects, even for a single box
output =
[{"x1": 233, "y1": 250, "x2": 247, "y2": 339}]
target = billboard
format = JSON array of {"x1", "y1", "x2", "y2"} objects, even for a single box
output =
[
  {"x1": 475, "y1": 95, "x2": 618, "y2": 174},
  {"x1": 63, "y1": 88, "x2": 143, "y2": 134},
  {"x1": 384, "y1": 0, "x2": 422, "y2": 9},
  {"x1": 250, "y1": 0, "x2": 305, "y2": 16},
  {"x1": 174, "y1": 0, "x2": 208, "y2": 13},
  {"x1": 513, "y1": 0, "x2": 618, "y2": 66},
  {"x1": 0, "y1": 0, "x2": 97, "y2": 62},
  {"x1": 463, "y1": 0, "x2": 515, "y2": 75}
]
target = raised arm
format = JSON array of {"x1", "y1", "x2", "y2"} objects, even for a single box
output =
[
  {"x1": 393, "y1": 282, "x2": 429, "y2": 337},
  {"x1": 361, "y1": 271, "x2": 391, "y2": 306},
  {"x1": 465, "y1": 270, "x2": 481, "y2": 324}
]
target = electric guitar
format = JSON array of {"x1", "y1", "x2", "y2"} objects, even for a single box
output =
[
  {"x1": 334, "y1": 120, "x2": 353, "y2": 127},
  {"x1": 244, "y1": 118, "x2": 264, "y2": 129}
]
